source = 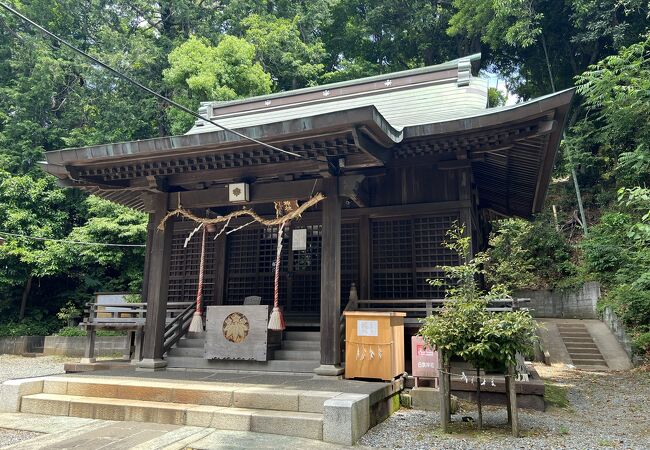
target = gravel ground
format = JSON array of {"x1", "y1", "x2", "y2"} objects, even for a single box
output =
[
  {"x1": 0, "y1": 428, "x2": 42, "y2": 448},
  {"x1": 0, "y1": 355, "x2": 72, "y2": 448},
  {"x1": 361, "y1": 364, "x2": 650, "y2": 449},
  {"x1": 0, "y1": 354, "x2": 76, "y2": 383}
]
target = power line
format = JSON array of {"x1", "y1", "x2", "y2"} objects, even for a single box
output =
[
  {"x1": 0, "y1": 231, "x2": 145, "y2": 248},
  {"x1": 0, "y1": 1, "x2": 310, "y2": 161}
]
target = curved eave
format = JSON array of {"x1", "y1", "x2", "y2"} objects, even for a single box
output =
[
  {"x1": 400, "y1": 88, "x2": 575, "y2": 218},
  {"x1": 42, "y1": 105, "x2": 401, "y2": 168}
]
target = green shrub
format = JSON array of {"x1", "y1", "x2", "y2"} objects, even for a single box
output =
[
  {"x1": 55, "y1": 326, "x2": 86, "y2": 337},
  {"x1": 0, "y1": 318, "x2": 61, "y2": 337},
  {"x1": 632, "y1": 332, "x2": 650, "y2": 358},
  {"x1": 486, "y1": 216, "x2": 578, "y2": 291},
  {"x1": 97, "y1": 330, "x2": 126, "y2": 336}
]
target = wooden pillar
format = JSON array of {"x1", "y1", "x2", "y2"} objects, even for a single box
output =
[
  {"x1": 212, "y1": 232, "x2": 227, "y2": 305},
  {"x1": 314, "y1": 176, "x2": 344, "y2": 376},
  {"x1": 138, "y1": 193, "x2": 172, "y2": 371}
]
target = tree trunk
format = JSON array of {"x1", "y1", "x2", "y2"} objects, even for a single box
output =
[
  {"x1": 19, "y1": 275, "x2": 33, "y2": 320},
  {"x1": 476, "y1": 366, "x2": 482, "y2": 431}
]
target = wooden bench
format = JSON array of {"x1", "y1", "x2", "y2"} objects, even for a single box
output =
[{"x1": 80, "y1": 301, "x2": 194, "y2": 363}]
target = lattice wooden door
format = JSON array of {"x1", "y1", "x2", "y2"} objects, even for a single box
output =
[
  {"x1": 370, "y1": 214, "x2": 460, "y2": 300},
  {"x1": 223, "y1": 222, "x2": 359, "y2": 316}
]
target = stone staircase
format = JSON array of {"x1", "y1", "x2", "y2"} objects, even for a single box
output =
[
  {"x1": 557, "y1": 322, "x2": 608, "y2": 369},
  {"x1": 166, "y1": 330, "x2": 321, "y2": 373},
  {"x1": 18, "y1": 376, "x2": 336, "y2": 441}
]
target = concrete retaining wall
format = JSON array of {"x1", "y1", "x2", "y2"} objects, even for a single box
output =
[
  {"x1": 0, "y1": 336, "x2": 45, "y2": 355},
  {"x1": 601, "y1": 306, "x2": 643, "y2": 366},
  {"x1": 516, "y1": 282, "x2": 600, "y2": 319},
  {"x1": 43, "y1": 336, "x2": 128, "y2": 358}
]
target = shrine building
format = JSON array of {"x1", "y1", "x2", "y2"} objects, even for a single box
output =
[{"x1": 40, "y1": 53, "x2": 574, "y2": 376}]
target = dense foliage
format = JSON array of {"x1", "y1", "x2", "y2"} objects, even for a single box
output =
[
  {"x1": 420, "y1": 224, "x2": 538, "y2": 370},
  {"x1": 0, "y1": 1, "x2": 648, "y2": 348}
]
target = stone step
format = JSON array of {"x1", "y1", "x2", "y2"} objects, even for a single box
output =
[
  {"x1": 20, "y1": 393, "x2": 323, "y2": 440},
  {"x1": 167, "y1": 346, "x2": 204, "y2": 357},
  {"x1": 562, "y1": 337, "x2": 594, "y2": 344},
  {"x1": 40, "y1": 376, "x2": 340, "y2": 413},
  {"x1": 281, "y1": 340, "x2": 320, "y2": 351},
  {"x1": 564, "y1": 345, "x2": 599, "y2": 351},
  {"x1": 567, "y1": 347, "x2": 600, "y2": 355},
  {"x1": 559, "y1": 331, "x2": 591, "y2": 338},
  {"x1": 186, "y1": 332, "x2": 206, "y2": 339},
  {"x1": 557, "y1": 325, "x2": 587, "y2": 330},
  {"x1": 273, "y1": 349, "x2": 321, "y2": 361},
  {"x1": 166, "y1": 356, "x2": 320, "y2": 373},
  {"x1": 569, "y1": 354, "x2": 605, "y2": 362},
  {"x1": 284, "y1": 331, "x2": 320, "y2": 341},
  {"x1": 176, "y1": 338, "x2": 204, "y2": 348},
  {"x1": 571, "y1": 358, "x2": 608, "y2": 366}
]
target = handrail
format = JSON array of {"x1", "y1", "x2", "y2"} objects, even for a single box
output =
[{"x1": 162, "y1": 301, "x2": 197, "y2": 354}]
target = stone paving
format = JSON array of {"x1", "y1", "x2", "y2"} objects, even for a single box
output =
[{"x1": 0, "y1": 413, "x2": 357, "y2": 449}]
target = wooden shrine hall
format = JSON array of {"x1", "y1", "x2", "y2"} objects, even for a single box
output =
[{"x1": 40, "y1": 54, "x2": 574, "y2": 375}]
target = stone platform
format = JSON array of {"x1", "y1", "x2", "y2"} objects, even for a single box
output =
[{"x1": 0, "y1": 368, "x2": 402, "y2": 446}]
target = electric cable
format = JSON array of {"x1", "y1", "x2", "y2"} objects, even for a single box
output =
[
  {"x1": 0, "y1": 1, "x2": 319, "y2": 161},
  {"x1": 0, "y1": 230, "x2": 145, "y2": 247}
]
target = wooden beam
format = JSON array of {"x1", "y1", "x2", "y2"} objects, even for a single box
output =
[
  {"x1": 177, "y1": 175, "x2": 367, "y2": 209},
  {"x1": 339, "y1": 174, "x2": 368, "y2": 207},
  {"x1": 314, "y1": 176, "x2": 344, "y2": 376},
  {"x1": 138, "y1": 193, "x2": 172, "y2": 370},
  {"x1": 352, "y1": 127, "x2": 392, "y2": 164},
  {"x1": 166, "y1": 160, "x2": 321, "y2": 186}
]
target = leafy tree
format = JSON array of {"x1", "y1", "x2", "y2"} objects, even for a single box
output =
[
  {"x1": 566, "y1": 36, "x2": 650, "y2": 187},
  {"x1": 486, "y1": 216, "x2": 578, "y2": 291},
  {"x1": 487, "y1": 87, "x2": 507, "y2": 107},
  {"x1": 163, "y1": 35, "x2": 273, "y2": 133},
  {"x1": 420, "y1": 223, "x2": 537, "y2": 430},
  {"x1": 242, "y1": 14, "x2": 326, "y2": 90},
  {"x1": 0, "y1": 171, "x2": 75, "y2": 319}
]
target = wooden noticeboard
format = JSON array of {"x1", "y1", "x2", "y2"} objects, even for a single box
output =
[
  {"x1": 344, "y1": 311, "x2": 405, "y2": 381},
  {"x1": 204, "y1": 305, "x2": 269, "y2": 361}
]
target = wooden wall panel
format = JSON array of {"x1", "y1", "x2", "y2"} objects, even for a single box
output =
[{"x1": 367, "y1": 167, "x2": 462, "y2": 207}]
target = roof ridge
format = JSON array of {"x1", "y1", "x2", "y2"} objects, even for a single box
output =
[{"x1": 197, "y1": 53, "x2": 482, "y2": 116}]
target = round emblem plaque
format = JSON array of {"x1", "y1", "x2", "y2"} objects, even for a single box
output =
[{"x1": 222, "y1": 312, "x2": 250, "y2": 343}]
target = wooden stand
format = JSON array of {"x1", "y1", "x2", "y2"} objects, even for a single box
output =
[{"x1": 343, "y1": 311, "x2": 405, "y2": 381}]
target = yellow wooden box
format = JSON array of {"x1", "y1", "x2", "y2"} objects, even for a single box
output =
[{"x1": 344, "y1": 311, "x2": 406, "y2": 381}]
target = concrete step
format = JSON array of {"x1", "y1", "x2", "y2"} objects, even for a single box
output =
[
  {"x1": 562, "y1": 337, "x2": 594, "y2": 344},
  {"x1": 284, "y1": 331, "x2": 320, "y2": 341},
  {"x1": 557, "y1": 325, "x2": 587, "y2": 330},
  {"x1": 570, "y1": 355, "x2": 605, "y2": 363},
  {"x1": 567, "y1": 348, "x2": 600, "y2": 355},
  {"x1": 40, "y1": 376, "x2": 339, "y2": 413},
  {"x1": 186, "y1": 332, "x2": 206, "y2": 339},
  {"x1": 563, "y1": 342, "x2": 598, "y2": 348},
  {"x1": 571, "y1": 358, "x2": 609, "y2": 366},
  {"x1": 559, "y1": 332, "x2": 591, "y2": 338},
  {"x1": 281, "y1": 340, "x2": 320, "y2": 351},
  {"x1": 273, "y1": 349, "x2": 321, "y2": 360},
  {"x1": 166, "y1": 356, "x2": 320, "y2": 373},
  {"x1": 176, "y1": 338, "x2": 204, "y2": 348},
  {"x1": 167, "y1": 346, "x2": 204, "y2": 357},
  {"x1": 20, "y1": 393, "x2": 323, "y2": 440}
]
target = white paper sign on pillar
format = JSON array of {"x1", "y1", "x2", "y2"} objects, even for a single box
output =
[{"x1": 292, "y1": 228, "x2": 307, "y2": 251}]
